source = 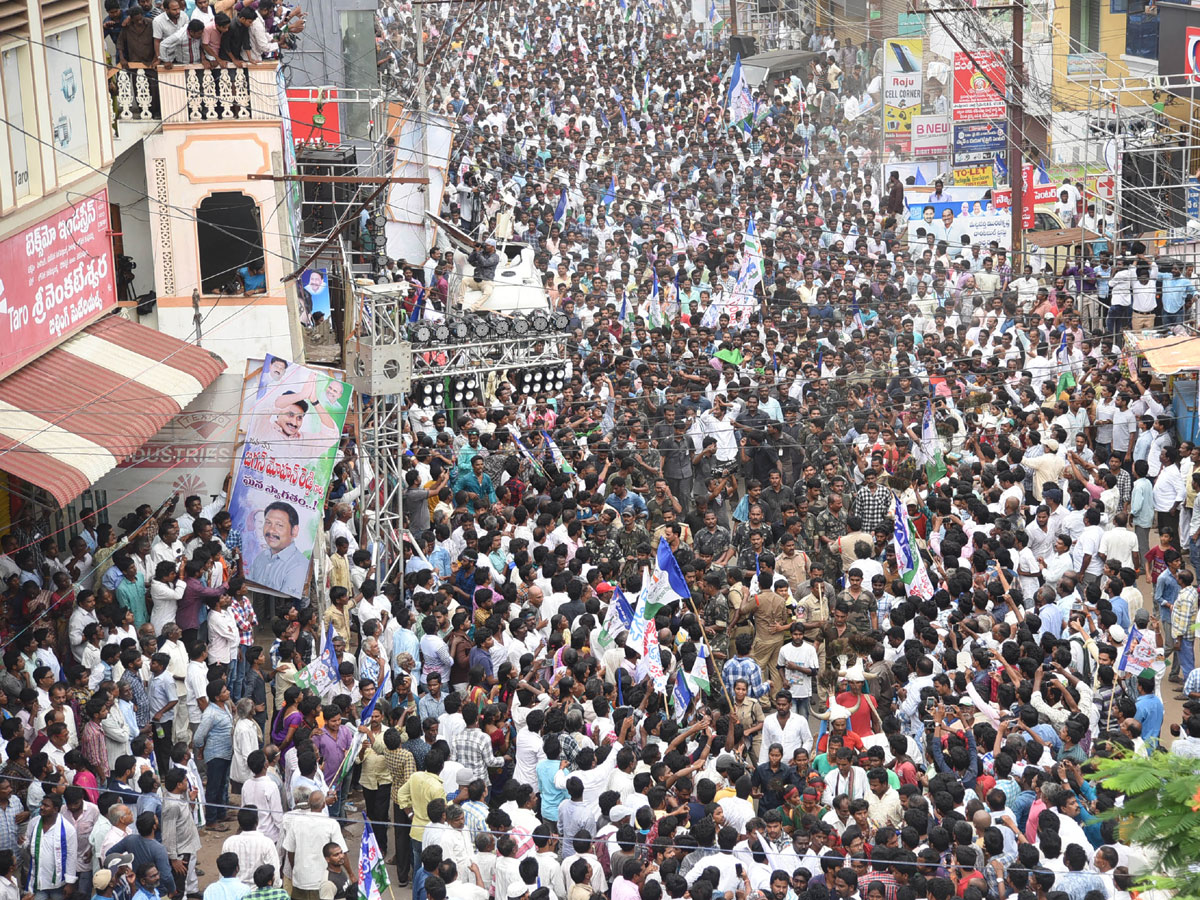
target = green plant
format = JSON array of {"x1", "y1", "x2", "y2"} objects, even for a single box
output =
[{"x1": 1090, "y1": 752, "x2": 1200, "y2": 900}]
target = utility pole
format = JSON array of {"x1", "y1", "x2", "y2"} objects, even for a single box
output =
[
  {"x1": 415, "y1": 0, "x2": 427, "y2": 109},
  {"x1": 924, "y1": 2, "x2": 1024, "y2": 263},
  {"x1": 1010, "y1": 0, "x2": 1024, "y2": 268},
  {"x1": 729, "y1": 0, "x2": 739, "y2": 36}
]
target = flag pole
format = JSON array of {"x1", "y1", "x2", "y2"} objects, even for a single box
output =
[{"x1": 681, "y1": 590, "x2": 737, "y2": 712}]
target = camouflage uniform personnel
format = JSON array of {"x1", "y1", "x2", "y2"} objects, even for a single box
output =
[
  {"x1": 616, "y1": 524, "x2": 651, "y2": 561},
  {"x1": 587, "y1": 532, "x2": 622, "y2": 566},
  {"x1": 814, "y1": 507, "x2": 848, "y2": 578},
  {"x1": 837, "y1": 589, "x2": 876, "y2": 636},
  {"x1": 733, "y1": 522, "x2": 774, "y2": 556},
  {"x1": 704, "y1": 591, "x2": 732, "y2": 661},
  {"x1": 695, "y1": 525, "x2": 732, "y2": 559}
]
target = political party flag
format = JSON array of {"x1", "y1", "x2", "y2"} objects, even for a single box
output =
[
  {"x1": 850, "y1": 296, "x2": 865, "y2": 333},
  {"x1": 578, "y1": 29, "x2": 590, "y2": 57},
  {"x1": 640, "y1": 537, "x2": 691, "y2": 620},
  {"x1": 726, "y1": 54, "x2": 754, "y2": 127},
  {"x1": 295, "y1": 623, "x2": 339, "y2": 693},
  {"x1": 709, "y1": 0, "x2": 725, "y2": 36},
  {"x1": 619, "y1": 292, "x2": 630, "y2": 325},
  {"x1": 620, "y1": 104, "x2": 628, "y2": 131},
  {"x1": 553, "y1": 187, "x2": 568, "y2": 223},
  {"x1": 1037, "y1": 157, "x2": 1051, "y2": 184},
  {"x1": 359, "y1": 669, "x2": 390, "y2": 723},
  {"x1": 359, "y1": 814, "x2": 390, "y2": 900},
  {"x1": 549, "y1": 28, "x2": 562, "y2": 55},
  {"x1": 620, "y1": 0, "x2": 633, "y2": 21},
  {"x1": 913, "y1": 168, "x2": 926, "y2": 186},
  {"x1": 699, "y1": 295, "x2": 724, "y2": 328},
  {"x1": 408, "y1": 287, "x2": 425, "y2": 323},
  {"x1": 510, "y1": 434, "x2": 546, "y2": 477},
  {"x1": 893, "y1": 495, "x2": 935, "y2": 600},
  {"x1": 993, "y1": 152, "x2": 1008, "y2": 181},
  {"x1": 642, "y1": 72, "x2": 651, "y2": 112},
  {"x1": 688, "y1": 643, "x2": 711, "y2": 694},
  {"x1": 542, "y1": 430, "x2": 575, "y2": 474},
  {"x1": 1120, "y1": 627, "x2": 1159, "y2": 674},
  {"x1": 602, "y1": 175, "x2": 616, "y2": 208},
  {"x1": 598, "y1": 586, "x2": 636, "y2": 649},
  {"x1": 648, "y1": 268, "x2": 662, "y2": 327},
  {"x1": 672, "y1": 673, "x2": 694, "y2": 722},
  {"x1": 919, "y1": 400, "x2": 946, "y2": 484},
  {"x1": 1056, "y1": 331, "x2": 1076, "y2": 395},
  {"x1": 634, "y1": 613, "x2": 666, "y2": 691}
]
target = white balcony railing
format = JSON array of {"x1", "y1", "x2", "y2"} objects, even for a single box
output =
[{"x1": 112, "y1": 62, "x2": 281, "y2": 124}]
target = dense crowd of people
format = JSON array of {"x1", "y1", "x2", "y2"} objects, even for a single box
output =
[{"x1": 3, "y1": 2, "x2": 1200, "y2": 900}]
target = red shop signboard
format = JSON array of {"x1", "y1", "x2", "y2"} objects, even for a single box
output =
[{"x1": 0, "y1": 188, "x2": 117, "y2": 380}]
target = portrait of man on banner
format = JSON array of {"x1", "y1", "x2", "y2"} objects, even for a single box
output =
[{"x1": 229, "y1": 353, "x2": 353, "y2": 598}]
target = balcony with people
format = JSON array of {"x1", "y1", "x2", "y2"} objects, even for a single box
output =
[{"x1": 102, "y1": 0, "x2": 305, "y2": 124}]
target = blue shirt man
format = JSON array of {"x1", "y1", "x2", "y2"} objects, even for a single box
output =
[
  {"x1": 1161, "y1": 268, "x2": 1192, "y2": 317},
  {"x1": 1135, "y1": 679, "x2": 1165, "y2": 750},
  {"x1": 456, "y1": 457, "x2": 496, "y2": 515},
  {"x1": 604, "y1": 479, "x2": 647, "y2": 519}
]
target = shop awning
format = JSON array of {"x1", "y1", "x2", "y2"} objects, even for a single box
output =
[
  {"x1": 0, "y1": 315, "x2": 226, "y2": 506},
  {"x1": 1135, "y1": 335, "x2": 1200, "y2": 376}
]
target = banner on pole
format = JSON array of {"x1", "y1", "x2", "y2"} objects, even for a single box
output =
[{"x1": 228, "y1": 354, "x2": 353, "y2": 598}]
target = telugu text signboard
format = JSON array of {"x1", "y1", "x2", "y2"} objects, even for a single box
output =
[
  {"x1": 952, "y1": 50, "x2": 1006, "y2": 122},
  {"x1": 0, "y1": 189, "x2": 117, "y2": 380},
  {"x1": 952, "y1": 121, "x2": 1007, "y2": 159},
  {"x1": 228, "y1": 354, "x2": 353, "y2": 599}
]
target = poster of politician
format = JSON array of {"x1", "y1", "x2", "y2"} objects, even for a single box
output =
[{"x1": 228, "y1": 354, "x2": 353, "y2": 598}]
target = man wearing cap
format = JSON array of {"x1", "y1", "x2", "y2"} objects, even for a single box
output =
[{"x1": 461, "y1": 239, "x2": 499, "y2": 308}]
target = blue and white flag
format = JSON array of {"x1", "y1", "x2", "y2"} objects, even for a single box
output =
[
  {"x1": 553, "y1": 187, "x2": 568, "y2": 223},
  {"x1": 542, "y1": 430, "x2": 574, "y2": 474},
  {"x1": 359, "y1": 814, "x2": 390, "y2": 900},
  {"x1": 602, "y1": 175, "x2": 616, "y2": 208},
  {"x1": 726, "y1": 54, "x2": 754, "y2": 127},
  {"x1": 548, "y1": 28, "x2": 562, "y2": 55},
  {"x1": 648, "y1": 267, "x2": 662, "y2": 327},
  {"x1": 641, "y1": 537, "x2": 690, "y2": 619},
  {"x1": 893, "y1": 495, "x2": 935, "y2": 599},
  {"x1": 672, "y1": 673, "x2": 694, "y2": 722},
  {"x1": 598, "y1": 585, "x2": 636, "y2": 648}
]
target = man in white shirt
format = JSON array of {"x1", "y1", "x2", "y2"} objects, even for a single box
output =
[
  {"x1": 150, "y1": 520, "x2": 186, "y2": 570},
  {"x1": 327, "y1": 504, "x2": 359, "y2": 556},
  {"x1": 758, "y1": 692, "x2": 814, "y2": 765},
  {"x1": 280, "y1": 791, "x2": 346, "y2": 893},
  {"x1": 1153, "y1": 447, "x2": 1186, "y2": 532},
  {"x1": 239, "y1": 753, "x2": 283, "y2": 843},
  {"x1": 821, "y1": 748, "x2": 868, "y2": 805},
  {"x1": 776, "y1": 626, "x2": 819, "y2": 719},
  {"x1": 223, "y1": 807, "x2": 281, "y2": 887},
  {"x1": 1010, "y1": 265, "x2": 1040, "y2": 313}
]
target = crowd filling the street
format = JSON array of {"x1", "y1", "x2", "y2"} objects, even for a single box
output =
[{"x1": 7, "y1": 3, "x2": 1200, "y2": 900}]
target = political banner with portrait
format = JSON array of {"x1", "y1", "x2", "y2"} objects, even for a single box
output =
[
  {"x1": 299, "y1": 268, "x2": 331, "y2": 325},
  {"x1": 907, "y1": 189, "x2": 1011, "y2": 252},
  {"x1": 228, "y1": 354, "x2": 353, "y2": 598}
]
